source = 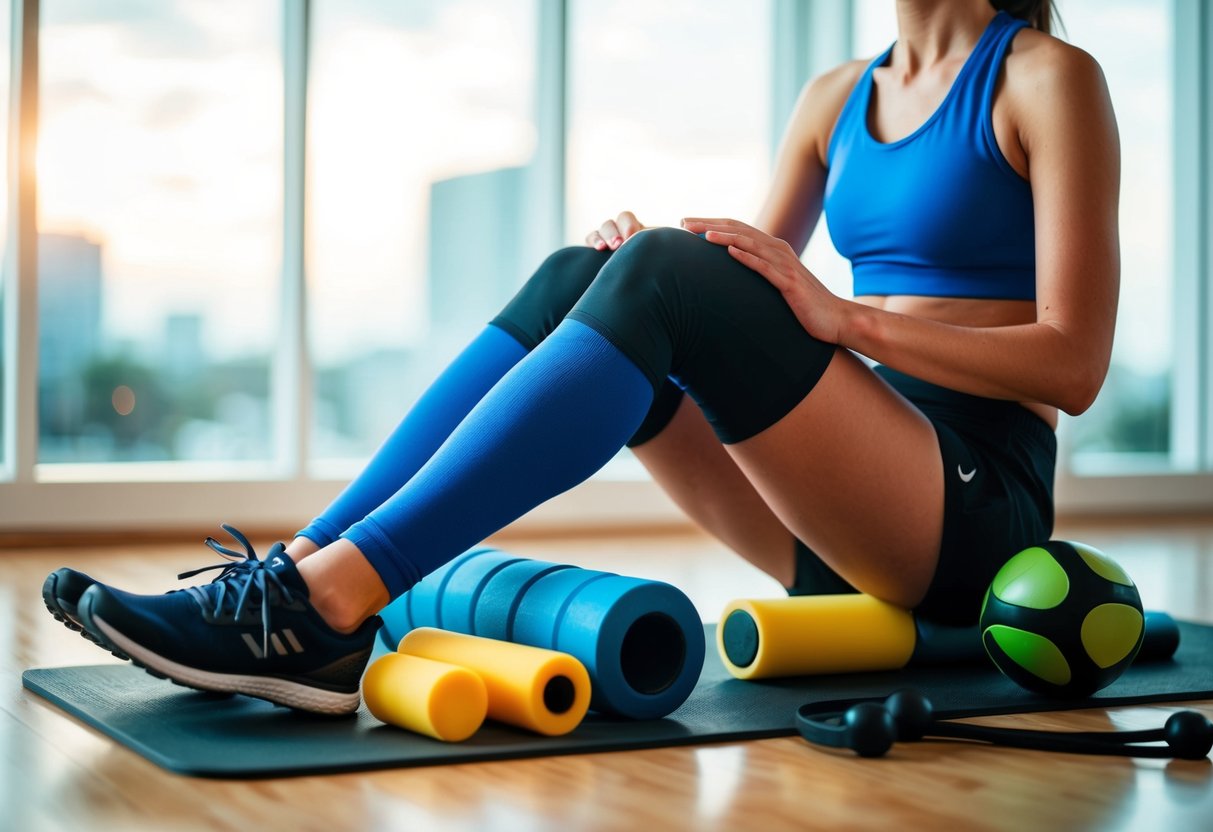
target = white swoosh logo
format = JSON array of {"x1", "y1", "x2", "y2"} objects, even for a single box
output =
[{"x1": 958, "y1": 466, "x2": 976, "y2": 483}]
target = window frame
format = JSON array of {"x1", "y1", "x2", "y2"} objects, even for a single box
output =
[{"x1": 0, "y1": 0, "x2": 1210, "y2": 534}]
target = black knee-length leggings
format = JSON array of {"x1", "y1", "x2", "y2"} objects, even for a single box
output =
[{"x1": 492, "y1": 229, "x2": 835, "y2": 445}]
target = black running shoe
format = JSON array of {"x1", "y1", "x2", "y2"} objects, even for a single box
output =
[
  {"x1": 41, "y1": 525, "x2": 266, "y2": 660},
  {"x1": 77, "y1": 542, "x2": 380, "y2": 715},
  {"x1": 42, "y1": 567, "x2": 117, "y2": 650}
]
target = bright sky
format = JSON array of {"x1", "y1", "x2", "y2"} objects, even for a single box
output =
[
  {"x1": 38, "y1": 0, "x2": 283, "y2": 357},
  {"x1": 305, "y1": 1, "x2": 537, "y2": 361},
  {"x1": 565, "y1": 0, "x2": 771, "y2": 236}
]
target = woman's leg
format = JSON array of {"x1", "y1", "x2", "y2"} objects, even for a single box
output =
[
  {"x1": 725, "y1": 350, "x2": 943, "y2": 605},
  {"x1": 300, "y1": 228, "x2": 943, "y2": 628},
  {"x1": 288, "y1": 324, "x2": 529, "y2": 557},
  {"x1": 630, "y1": 394, "x2": 800, "y2": 587},
  {"x1": 296, "y1": 276, "x2": 802, "y2": 585},
  {"x1": 291, "y1": 245, "x2": 675, "y2": 558},
  {"x1": 307, "y1": 316, "x2": 655, "y2": 620}
]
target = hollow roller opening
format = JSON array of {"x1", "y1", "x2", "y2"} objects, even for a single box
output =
[
  {"x1": 542, "y1": 675, "x2": 576, "y2": 714},
  {"x1": 619, "y1": 612, "x2": 686, "y2": 695}
]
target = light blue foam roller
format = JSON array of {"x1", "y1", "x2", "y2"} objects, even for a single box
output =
[
  {"x1": 404, "y1": 547, "x2": 497, "y2": 632},
  {"x1": 374, "y1": 548, "x2": 705, "y2": 720},
  {"x1": 473, "y1": 559, "x2": 575, "y2": 641},
  {"x1": 428, "y1": 548, "x2": 519, "y2": 634},
  {"x1": 510, "y1": 568, "x2": 611, "y2": 648}
]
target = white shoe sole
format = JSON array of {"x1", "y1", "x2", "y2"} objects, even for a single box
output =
[{"x1": 91, "y1": 614, "x2": 362, "y2": 716}]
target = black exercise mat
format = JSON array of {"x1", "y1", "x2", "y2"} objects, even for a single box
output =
[{"x1": 23, "y1": 622, "x2": 1213, "y2": 778}]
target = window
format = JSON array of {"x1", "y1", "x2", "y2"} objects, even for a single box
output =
[
  {"x1": 1060, "y1": 0, "x2": 1177, "y2": 473},
  {"x1": 307, "y1": 0, "x2": 538, "y2": 462},
  {"x1": 565, "y1": 0, "x2": 773, "y2": 238},
  {"x1": 0, "y1": 1, "x2": 1208, "y2": 531},
  {"x1": 37, "y1": 0, "x2": 282, "y2": 464}
]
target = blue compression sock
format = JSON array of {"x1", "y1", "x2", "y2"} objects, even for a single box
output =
[
  {"x1": 342, "y1": 320, "x2": 655, "y2": 597},
  {"x1": 296, "y1": 324, "x2": 529, "y2": 548}
]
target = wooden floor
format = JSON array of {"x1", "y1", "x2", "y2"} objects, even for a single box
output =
[{"x1": 3, "y1": 518, "x2": 1212, "y2": 831}]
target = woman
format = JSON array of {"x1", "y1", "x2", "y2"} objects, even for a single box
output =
[{"x1": 46, "y1": 0, "x2": 1118, "y2": 714}]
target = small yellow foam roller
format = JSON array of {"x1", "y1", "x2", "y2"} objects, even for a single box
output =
[{"x1": 362, "y1": 652, "x2": 487, "y2": 742}]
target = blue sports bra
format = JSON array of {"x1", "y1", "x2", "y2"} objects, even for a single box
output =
[{"x1": 823, "y1": 11, "x2": 1035, "y2": 300}]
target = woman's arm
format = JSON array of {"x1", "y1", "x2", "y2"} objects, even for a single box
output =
[
  {"x1": 753, "y1": 62, "x2": 867, "y2": 249},
  {"x1": 690, "y1": 41, "x2": 1120, "y2": 417}
]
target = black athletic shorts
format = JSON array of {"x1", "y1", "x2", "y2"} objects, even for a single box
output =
[{"x1": 790, "y1": 364, "x2": 1057, "y2": 626}]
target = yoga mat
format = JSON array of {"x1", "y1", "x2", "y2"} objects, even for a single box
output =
[{"x1": 23, "y1": 622, "x2": 1213, "y2": 779}]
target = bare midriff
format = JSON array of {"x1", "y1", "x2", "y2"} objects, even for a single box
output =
[{"x1": 854, "y1": 294, "x2": 1058, "y2": 430}]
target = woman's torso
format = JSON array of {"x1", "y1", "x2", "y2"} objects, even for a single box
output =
[{"x1": 823, "y1": 12, "x2": 1056, "y2": 428}]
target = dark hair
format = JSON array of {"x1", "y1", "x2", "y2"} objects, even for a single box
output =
[{"x1": 989, "y1": 0, "x2": 1058, "y2": 36}]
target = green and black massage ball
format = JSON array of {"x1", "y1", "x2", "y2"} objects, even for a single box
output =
[{"x1": 980, "y1": 540, "x2": 1145, "y2": 698}]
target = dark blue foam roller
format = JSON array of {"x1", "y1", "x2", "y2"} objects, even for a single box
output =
[
  {"x1": 472, "y1": 559, "x2": 576, "y2": 641},
  {"x1": 511, "y1": 568, "x2": 615, "y2": 649},
  {"x1": 553, "y1": 575, "x2": 705, "y2": 719}
]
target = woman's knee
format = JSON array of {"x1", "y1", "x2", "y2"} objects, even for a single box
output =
[
  {"x1": 607, "y1": 227, "x2": 701, "y2": 284},
  {"x1": 492, "y1": 245, "x2": 611, "y2": 349},
  {"x1": 595, "y1": 226, "x2": 746, "y2": 308},
  {"x1": 573, "y1": 225, "x2": 836, "y2": 445},
  {"x1": 537, "y1": 244, "x2": 613, "y2": 285},
  {"x1": 620, "y1": 225, "x2": 699, "y2": 254}
]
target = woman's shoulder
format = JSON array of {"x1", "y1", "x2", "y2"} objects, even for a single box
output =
[
  {"x1": 1001, "y1": 26, "x2": 1114, "y2": 148},
  {"x1": 1004, "y1": 26, "x2": 1108, "y2": 102},
  {"x1": 793, "y1": 59, "x2": 871, "y2": 166},
  {"x1": 808, "y1": 58, "x2": 871, "y2": 114}
]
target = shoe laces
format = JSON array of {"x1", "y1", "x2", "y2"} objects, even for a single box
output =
[
  {"x1": 178, "y1": 523, "x2": 265, "y2": 585},
  {"x1": 180, "y1": 524, "x2": 298, "y2": 659}
]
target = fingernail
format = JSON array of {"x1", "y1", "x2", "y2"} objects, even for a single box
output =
[{"x1": 611, "y1": 236, "x2": 623, "y2": 247}]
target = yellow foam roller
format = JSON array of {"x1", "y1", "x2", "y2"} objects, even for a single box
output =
[
  {"x1": 398, "y1": 627, "x2": 591, "y2": 736},
  {"x1": 717, "y1": 595, "x2": 916, "y2": 679},
  {"x1": 362, "y1": 652, "x2": 488, "y2": 741}
]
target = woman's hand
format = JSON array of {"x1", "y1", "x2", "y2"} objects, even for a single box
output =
[
  {"x1": 586, "y1": 211, "x2": 645, "y2": 251},
  {"x1": 682, "y1": 217, "x2": 848, "y2": 344}
]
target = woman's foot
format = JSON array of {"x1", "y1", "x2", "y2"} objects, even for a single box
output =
[
  {"x1": 41, "y1": 524, "x2": 270, "y2": 661},
  {"x1": 42, "y1": 567, "x2": 128, "y2": 658},
  {"x1": 76, "y1": 543, "x2": 381, "y2": 715},
  {"x1": 296, "y1": 538, "x2": 391, "y2": 634}
]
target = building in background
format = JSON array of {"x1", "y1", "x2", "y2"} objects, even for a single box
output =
[
  {"x1": 427, "y1": 165, "x2": 528, "y2": 332},
  {"x1": 37, "y1": 232, "x2": 103, "y2": 453}
]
